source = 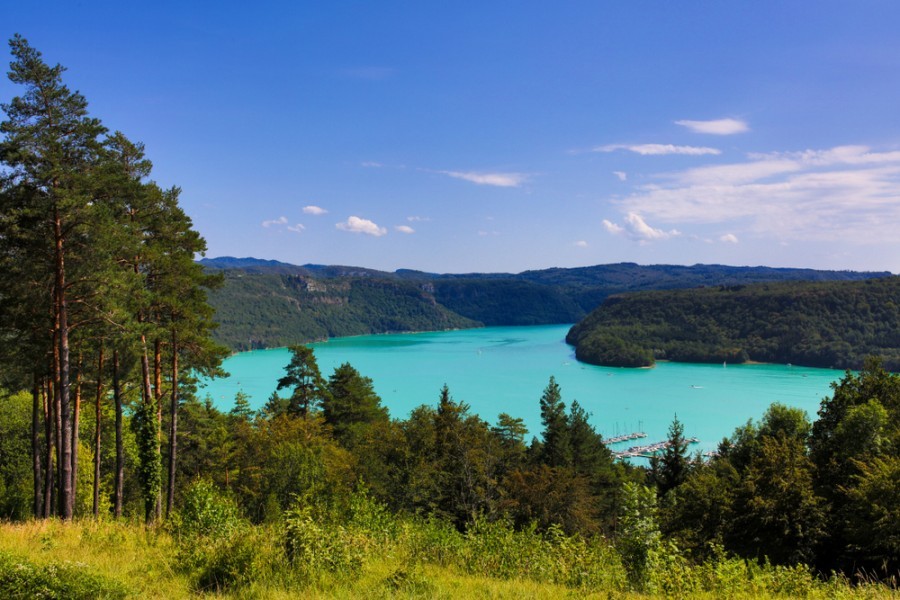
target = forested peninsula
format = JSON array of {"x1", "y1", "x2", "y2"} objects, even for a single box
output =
[
  {"x1": 203, "y1": 256, "x2": 889, "y2": 351},
  {"x1": 567, "y1": 277, "x2": 900, "y2": 370}
]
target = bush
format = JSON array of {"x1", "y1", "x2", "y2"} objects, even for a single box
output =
[
  {"x1": 168, "y1": 479, "x2": 265, "y2": 592},
  {"x1": 167, "y1": 479, "x2": 242, "y2": 541},
  {"x1": 283, "y1": 505, "x2": 364, "y2": 583},
  {"x1": 191, "y1": 527, "x2": 268, "y2": 593},
  {"x1": 0, "y1": 550, "x2": 128, "y2": 599}
]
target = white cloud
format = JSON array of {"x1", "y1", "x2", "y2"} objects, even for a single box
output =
[
  {"x1": 595, "y1": 144, "x2": 721, "y2": 156},
  {"x1": 263, "y1": 216, "x2": 305, "y2": 233},
  {"x1": 395, "y1": 225, "x2": 415, "y2": 234},
  {"x1": 720, "y1": 233, "x2": 739, "y2": 244},
  {"x1": 574, "y1": 240, "x2": 589, "y2": 248},
  {"x1": 438, "y1": 170, "x2": 529, "y2": 187},
  {"x1": 303, "y1": 205, "x2": 328, "y2": 215},
  {"x1": 615, "y1": 145, "x2": 900, "y2": 243},
  {"x1": 675, "y1": 118, "x2": 749, "y2": 135},
  {"x1": 603, "y1": 213, "x2": 680, "y2": 243},
  {"x1": 361, "y1": 161, "x2": 383, "y2": 168},
  {"x1": 613, "y1": 171, "x2": 628, "y2": 181},
  {"x1": 602, "y1": 219, "x2": 624, "y2": 235},
  {"x1": 336, "y1": 216, "x2": 387, "y2": 237},
  {"x1": 407, "y1": 215, "x2": 431, "y2": 222},
  {"x1": 262, "y1": 216, "x2": 288, "y2": 227}
]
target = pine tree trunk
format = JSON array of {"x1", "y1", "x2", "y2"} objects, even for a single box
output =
[
  {"x1": 154, "y1": 338, "x2": 163, "y2": 521},
  {"x1": 93, "y1": 345, "x2": 104, "y2": 518},
  {"x1": 43, "y1": 378, "x2": 53, "y2": 518},
  {"x1": 32, "y1": 376, "x2": 43, "y2": 518},
  {"x1": 139, "y1": 337, "x2": 156, "y2": 524},
  {"x1": 71, "y1": 355, "x2": 83, "y2": 515},
  {"x1": 55, "y1": 210, "x2": 74, "y2": 519},
  {"x1": 52, "y1": 341, "x2": 63, "y2": 516},
  {"x1": 113, "y1": 349, "x2": 124, "y2": 519},
  {"x1": 166, "y1": 333, "x2": 178, "y2": 517}
]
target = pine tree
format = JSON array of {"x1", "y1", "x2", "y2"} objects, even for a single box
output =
[
  {"x1": 1, "y1": 35, "x2": 108, "y2": 519},
  {"x1": 324, "y1": 363, "x2": 387, "y2": 443},
  {"x1": 539, "y1": 376, "x2": 570, "y2": 468},
  {"x1": 650, "y1": 415, "x2": 690, "y2": 497},
  {"x1": 277, "y1": 345, "x2": 326, "y2": 417}
]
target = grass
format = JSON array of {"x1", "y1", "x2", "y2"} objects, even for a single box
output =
[{"x1": 1, "y1": 518, "x2": 898, "y2": 599}]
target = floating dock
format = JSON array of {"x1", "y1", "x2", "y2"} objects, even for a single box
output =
[
  {"x1": 602, "y1": 431, "x2": 648, "y2": 445},
  {"x1": 612, "y1": 437, "x2": 700, "y2": 459}
]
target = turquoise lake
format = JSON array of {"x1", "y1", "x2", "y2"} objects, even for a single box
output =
[{"x1": 200, "y1": 324, "x2": 842, "y2": 456}]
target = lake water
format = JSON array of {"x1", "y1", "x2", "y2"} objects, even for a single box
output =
[{"x1": 200, "y1": 325, "x2": 842, "y2": 456}]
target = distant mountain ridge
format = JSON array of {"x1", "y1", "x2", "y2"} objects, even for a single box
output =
[{"x1": 199, "y1": 256, "x2": 892, "y2": 351}]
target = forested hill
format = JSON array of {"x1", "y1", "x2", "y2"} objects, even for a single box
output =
[
  {"x1": 201, "y1": 257, "x2": 891, "y2": 351},
  {"x1": 566, "y1": 277, "x2": 900, "y2": 370}
]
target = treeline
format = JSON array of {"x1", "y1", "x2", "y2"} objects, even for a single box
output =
[
  {"x1": 202, "y1": 257, "x2": 890, "y2": 351},
  {"x1": 0, "y1": 36, "x2": 227, "y2": 523},
  {"x1": 567, "y1": 277, "x2": 900, "y2": 369}
]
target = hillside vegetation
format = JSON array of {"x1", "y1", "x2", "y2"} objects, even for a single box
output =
[
  {"x1": 208, "y1": 271, "x2": 477, "y2": 350},
  {"x1": 203, "y1": 257, "x2": 890, "y2": 350},
  {"x1": 567, "y1": 277, "x2": 900, "y2": 369}
]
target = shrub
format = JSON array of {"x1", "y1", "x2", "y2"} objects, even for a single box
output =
[
  {"x1": 0, "y1": 550, "x2": 128, "y2": 599},
  {"x1": 168, "y1": 479, "x2": 265, "y2": 593},
  {"x1": 167, "y1": 479, "x2": 242, "y2": 541},
  {"x1": 283, "y1": 505, "x2": 364, "y2": 583}
]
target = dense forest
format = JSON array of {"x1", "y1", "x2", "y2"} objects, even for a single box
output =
[
  {"x1": 567, "y1": 277, "x2": 900, "y2": 370},
  {"x1": 203, "y1": 256, "x2": 890, "y2": 351},
  {"x1": 2, "y1": 37, "x2": 900, "y2": 598},
  {"x1": 208, "y1": 270, "x2": 477, "y2": 350}
]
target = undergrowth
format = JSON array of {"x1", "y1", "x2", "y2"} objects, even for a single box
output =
[{"x1": 1, "y1": 491, "x2": 897, "y2": 600}]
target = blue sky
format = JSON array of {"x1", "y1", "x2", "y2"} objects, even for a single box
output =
[{"x1": 4, "y1": 2, "x2": 900, "y2": 273}]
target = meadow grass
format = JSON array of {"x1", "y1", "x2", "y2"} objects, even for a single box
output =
[{"x1": 1, "y1": 518, "x2": 898, "y2": 599}]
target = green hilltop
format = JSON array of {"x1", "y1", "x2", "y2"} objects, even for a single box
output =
[{"x1": 567, "y1": 277, "x2": 900, "y2": 370}]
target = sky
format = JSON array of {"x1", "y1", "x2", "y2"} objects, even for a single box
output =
[{"x1": 3, "y1": 1, "x2": 900, "y2": 274}]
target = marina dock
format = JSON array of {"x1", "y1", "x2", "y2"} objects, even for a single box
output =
[{"x1": 612, "y1": 437, "x2": 700, "y2": 459}]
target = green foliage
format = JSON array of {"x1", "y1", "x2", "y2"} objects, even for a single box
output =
[
  {"x1": 810, "y1": 358, "x2": 900, "y2": 573},
  {"x1": 461, "y1": 518, "x2": 627, "y2": 590},
  {"x1": 283, "y1": 505, "x2": 364, "y2": 583},
  {"x1": 432, "y1": 278, "x2": 583, "y2": 325},
  {"x1": 0, "y1": 390, "x2": 32, "y2": 519},
  {"x1": 538, "y1": 376, "x2": 570, "y2": 467},
  {"x1": 324, "y1": 362, "x2": 388, "y2": 443},
  {"x1": 616, "y1": 482, "x2": 663, "y2": 589},
  {"x1": 169, "y1": 479, "x2": 243, "y2": 540},
  {"x1": 502, "y1": 464, "x2": 598, "y2": 535},
  {"x1": 568, "y1": 277, "x2": 900, "y2": 369},
  {"x1": 729, "y1": 434, "x2": 825, "y2": 565},
  {"x1": 277, "y1": 345, "x2": 327, "y2": 417},
  {"x1": 207, "y1": 272, "x2": 479, "y2": 350},
  {"x1": 649, "y1": 415, "x2": 691, "y2": 497},
  {"x1": 843, "y1": 455, "x2": 900, "y2": 564},
  {"x1": 0, "y1": 550, "x2": 128, "y2": 599},
  {"x1": 132, "y1": 391, "x2": 161, "y2": 523},
  {"x1": 168, "y1": 479, "x2": 265, "y2": 593},
  {"x1": 229, "y1": 413, "x2": 355, "y2": 522}
]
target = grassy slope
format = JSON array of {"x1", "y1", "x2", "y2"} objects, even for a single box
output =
[
  {"x1": 0, "y1": 520, "x2": 604, "y2": 599},
  {"x1": 2, "y1": 520, "x2": 897, "y2": 599}
]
